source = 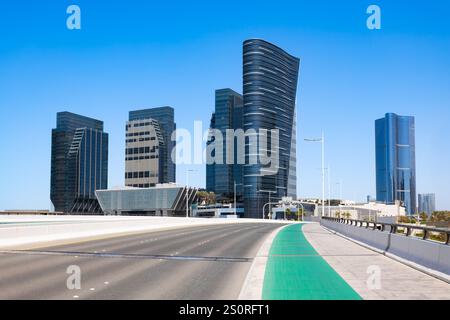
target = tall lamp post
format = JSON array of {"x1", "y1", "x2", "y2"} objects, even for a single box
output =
[
  {"x1": 336, "y1": 181, "x2": 342, "y2": 217},
  {"x1": 260, "y1": 190, "x2": 276, "y2": 219},
  {"x1": 234, "y1": 181, "x2": 243, "y2": 216},
  {"x1": 326, "y1": 165, "x2": 331, "y2": 217},
  {"x1": 305, "y1": 132, "x2": 325, "y2": 217},
  {"x1": 186, "y1": 169, "x2": 196, "y2": 218}
]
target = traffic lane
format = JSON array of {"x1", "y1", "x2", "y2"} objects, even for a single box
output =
[
  {"x1": 0, "y1": 224, "x2": 246, "y2": 272},
  {"x1": 0, "y1": 223, "x2": 283, "y2": 299}
]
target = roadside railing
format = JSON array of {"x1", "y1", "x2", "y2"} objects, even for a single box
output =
[{"x1": 321, "y1": 217, "x2": 450, "y2": 245}]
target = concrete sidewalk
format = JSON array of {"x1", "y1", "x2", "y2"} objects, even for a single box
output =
[{"x1": 303, "y1": 223, "x2": 450, "y2": 300}]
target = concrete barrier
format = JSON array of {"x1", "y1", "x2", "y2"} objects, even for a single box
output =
[
  {"x1": 0, "y1": 215, "x2": 290, "y2": 249},
  {"x1": 304, "y1": 216, "x2": 321, "y2": 223},
  {"x1": 321, "y1": 219, "x2": 450, "y2": 276}
]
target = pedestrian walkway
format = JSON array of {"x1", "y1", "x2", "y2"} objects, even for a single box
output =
[
  {"x1": 262, "y1": 224, "x2": 362, "y2": 300},
  {"x1": 302, "y1": 223, "x2": 450, "y2": 300}
]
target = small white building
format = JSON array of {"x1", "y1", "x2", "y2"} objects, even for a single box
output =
[{"x1": 317, "y1": 201, "x2": 406, "y2": 221}]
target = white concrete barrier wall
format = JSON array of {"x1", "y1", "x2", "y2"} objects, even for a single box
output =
[{"x1": 321, "y1": 219, "x2": 450, "y2": 276}]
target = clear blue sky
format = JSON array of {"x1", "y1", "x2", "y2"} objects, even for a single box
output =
[{"x1": 0, "y1": 0, "x2": 449, "y2": 210}]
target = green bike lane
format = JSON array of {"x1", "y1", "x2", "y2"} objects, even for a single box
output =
[{"x1": 262, "y1": 223, "x2": 362, "y2": 300}]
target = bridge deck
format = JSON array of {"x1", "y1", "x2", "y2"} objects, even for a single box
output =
[{"x1": 302, "y1": 223, "x2": 450, "y2": 300}]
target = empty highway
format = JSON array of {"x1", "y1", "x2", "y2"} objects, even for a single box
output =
[{"x1": 0, "y1": 222, "x2": 283, "y2": 300}]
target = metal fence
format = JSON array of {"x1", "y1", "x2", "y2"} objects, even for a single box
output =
[{"x1": 321, "y1": 217, "x2": 450, "y2": 245}]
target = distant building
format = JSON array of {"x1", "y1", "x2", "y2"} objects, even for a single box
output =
[
  {"x1": 317, "y1": 202, "x2": 406, "y2": 221},
  {"x1": 128, "y1": 107, "x2": 176, "y2": 184},
  {"x1": 125, "y1": 118, "x2": 165, "y2": 187},
  {"x1": 96, "y1": 184, "x2": 197, "y2": 216},
  {"x1": 50, "y1": 112, "x2": 108, "y2": 213},
  {"x1": 418, "y1": 193, "x2": 436, "y2": 216},
  {"x1": 242, "y1": 39, "x2": 300, "y2": 218},
  {"x1": 206, "y1": 89, "x2": 243, "y2": 201},
  {"x1": 375, "y1": 113, "x2": 416, "y2": 215},
  {"x1": 193, "y1": 203, "x2": 244, "y2": 218}
]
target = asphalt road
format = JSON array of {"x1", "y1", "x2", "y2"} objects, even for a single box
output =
[{"x1": 0, "y1": 223, "x2": 283, "y2": 300}]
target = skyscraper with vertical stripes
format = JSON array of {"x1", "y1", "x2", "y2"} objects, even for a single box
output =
[
  {"x1": 242, "y1": 39, "x2": 300, "y2": 218},
  {"x1": 375, "y1": 113, "x2": 416, "y2": 215}
]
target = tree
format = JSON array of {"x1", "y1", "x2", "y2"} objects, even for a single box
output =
[
  {"x1": 398, "y1": 216, "x2": 417, "y2": 224},
  {"x1": 419, "y1": 212, "x2": 428, "y2": 224},
  {"x1": 285, "y1": 208, "x2": 292, "y2": 220},
  {"x1": 429, "y1": 211, "x2": 450, "y2": 223},
  {"x1": 196, "y1": 191, "x2": 216, "y2": 205}
]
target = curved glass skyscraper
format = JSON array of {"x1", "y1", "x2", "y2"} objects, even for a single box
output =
[
  {"x1": 242, "y1": 39, "x2": 300, "y2": 218},
  {"x1": 375, "y1": 113, "x2": 416, "y2": 215}
]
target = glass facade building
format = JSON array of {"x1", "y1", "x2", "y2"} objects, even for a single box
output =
[
  {"x1": 375, "y1": 113, "x2": 416, "y2": 215},
  {"x1": 206, "y1": 113, "x2": 216, "y2": 193},
  {"x1": 50, "y1": 112, "x2": 108, "y2": 213},
  {"x1": 96, "y1": 185, "x2": 197, "y2": 216},
  {"x1": 242, "y1": 39, "x2": 300, "y2": 219},
  {"x1": 418, "y1": 193, "x2": 436, "y2": 216},
  {"x1": 129, "y1": 107, "x2": 176, "y2": 183},
  {"x1": 206, "y1": 89, "x2": 244, "y2": 201}
]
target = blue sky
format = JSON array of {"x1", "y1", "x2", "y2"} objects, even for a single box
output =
[{"x1": 0, "y1": 0, "x2": 449, "y2": 210}]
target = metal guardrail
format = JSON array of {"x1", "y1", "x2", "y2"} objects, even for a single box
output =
[{"x1": 321, "y1": 217, "x2": 450, "y2": 245}]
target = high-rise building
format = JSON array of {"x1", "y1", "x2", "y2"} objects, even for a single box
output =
[
  {"x1": 206, "y1": 89, "x2": 244, "y2": 201},
  {"x1": 418, "y1": 193, "x2": 436, "y2": 216},
  {"x1": 125, "y1": 118, "x2": 165, "y2": 187},
  {"x1": 375, "y1": 113, "x2": 416, "y2": 215},
  {"x1": 242, "y1": 39, "x2": 300, "y2": 219},
  {"x1": 127, "y1": 107, "x2": 176, "y2": 185},
  {"x1": 50, "y1": 112, "x2": 108, "y2": 213},
  {"x1": 206, "y1": 113, "x2": 216, "y2": 193}
]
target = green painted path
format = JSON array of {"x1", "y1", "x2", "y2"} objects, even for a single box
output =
[{"x1": 262, "y1": 223, "x2": 362, "y2": 300}]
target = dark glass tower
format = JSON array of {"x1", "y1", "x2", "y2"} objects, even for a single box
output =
[
  {"x1": 375, "y1": 113, "x2": 416, "y2": 215},
  {"x1": 206, "y1": 113, "x2": 216, "y2": 193},
  {"x1": 50, "y1": 112, "x2": 108, "y2": 213},
  {"x1": 129, "y1": 107, "x2": 176, "y2": 183},
  {"x1": 242, "y1": 39, "x2": 300, "y2": 219},
  {"x1": 418, "y1": 193, "x2": 436, "y2": 216},
  {"x1": 206, "y1": 89, "x2": 243, "y2": 201}
]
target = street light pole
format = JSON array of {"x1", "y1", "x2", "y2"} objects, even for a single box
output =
[
  {"x1": 305, "y1": 132, "x2": 325, "y2": 217},
  {"x1": 269, "y1": 192, "x2": 272, "y2": 219},
  {"x1": 297, "y1": 202, "x2": 304, "y2": 222},
  {"x1": 234, "y1": 181, "x2": 236, "y2": 216},
  {"x1": 260, "y1": 190, "x2": 276, "y2": 219},
  {"x1": 328, "y1": 164, "x2": 331, "y2": 217},
  {"x1": 186, "y1": 169, "x2": 196, "y2": 218},
  {"x1": 322, "y1": 132, "x2": 325, "y2": 218},
  {"x1": 234, "y1": 181, "x2": 243, "y2": 216},
  {"x1": 336, "y1": 181, "x2": 342, "y2": 218}
]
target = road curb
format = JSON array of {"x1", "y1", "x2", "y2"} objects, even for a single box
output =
[{"x1": 238, "y1": 224, "x2": 290, "y2": 300}]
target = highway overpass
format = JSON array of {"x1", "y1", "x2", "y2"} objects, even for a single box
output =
[{"x1": 0, "y1": 215, "x2": 448, "y2": 300}]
